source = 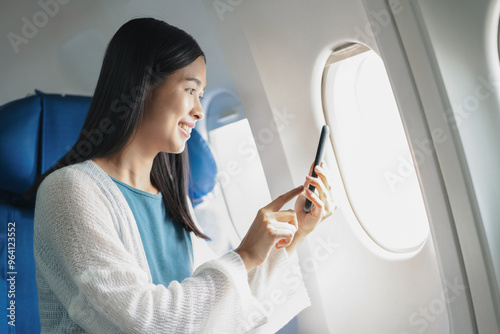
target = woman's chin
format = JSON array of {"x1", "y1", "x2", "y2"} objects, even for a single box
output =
[
  {"x1": 175, "y1": 143, "x2": 186, "y2": 154},
  {"x1": 161, "y1": 142, "x2": 186, "y2": 154}
]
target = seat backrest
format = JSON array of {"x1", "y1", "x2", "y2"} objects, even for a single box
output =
[{"x1": 0, "y1": 91, "x2": 217, "y2": 333}]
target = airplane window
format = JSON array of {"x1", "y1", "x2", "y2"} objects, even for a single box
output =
[
  {"x1": 322, "y1": 44, "x2": 429, "y2": 252},
  {"x1": 207, "y1": 118, "x2": 272, "y2": 240}
]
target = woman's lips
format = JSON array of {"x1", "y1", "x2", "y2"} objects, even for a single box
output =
[{"x1": 178, "y1": 123, "x2": 191, "y2": 138}]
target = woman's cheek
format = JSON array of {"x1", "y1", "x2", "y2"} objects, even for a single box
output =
[{"x1": 182, "y1": 97, "x2": 193, "y2": 112}]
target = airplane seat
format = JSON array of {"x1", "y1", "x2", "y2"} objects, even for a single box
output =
[{"x1": 0, "y1": 90, "x2": 217, "y2": 333}]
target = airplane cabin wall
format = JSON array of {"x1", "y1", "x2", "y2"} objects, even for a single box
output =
[
  {"x1": 202, "y1": 0, "x2": 470, "y2": 333},
  {"x1": 0, "y1": 0, "x2": 237, "y2": 104},
  {"x1": 386, "y1": 0, "x2": 500, "y2": 331},
  {"x1": 417, "y1": 0, "x2": 500, "y2": 313}
]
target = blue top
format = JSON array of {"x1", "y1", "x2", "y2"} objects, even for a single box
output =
[{"x1": 110, "y1": 176, "x2": 193, "y2": 286}]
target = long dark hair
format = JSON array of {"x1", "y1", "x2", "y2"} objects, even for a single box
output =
[{"x1": 27, "y1": 18, "x2": 208, "y2": 239}]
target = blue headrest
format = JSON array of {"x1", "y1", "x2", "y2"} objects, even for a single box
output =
[
  {"x1": 0, "y1": 96, "x2": 42, "y2": 195},
  {"x1": 39, "y1": 92, "x2": 90, "y2": 174},
  {"x1": 0, "y1": 91, "x2": 90, "y2": 195},
  {"x1": 187, "y1": 129, "x2": 217, "y2": 206},
  {"x1": 0, "y1": 91, "x2": 217, "y2": 205}
]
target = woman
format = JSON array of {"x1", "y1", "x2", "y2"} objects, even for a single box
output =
[{"x1": 31, "y1": 18, "x2": 336, "y2": 333}]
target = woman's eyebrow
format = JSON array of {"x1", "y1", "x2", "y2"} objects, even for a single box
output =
[
  {"x1": 186, "y1": 78, "x2": 207, "y2": 92},
  {"x1": 186, "y1": 77, "x2": 201, "y2": 86}
]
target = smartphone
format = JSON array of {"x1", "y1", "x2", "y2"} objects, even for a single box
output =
[{"x1": 304, "y1": 125, "x2": 330, "y2": 213}]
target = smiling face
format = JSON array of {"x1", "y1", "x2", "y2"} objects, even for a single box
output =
[{"x1": 137, "y1": 56, "x2": 206, "y2": 154}]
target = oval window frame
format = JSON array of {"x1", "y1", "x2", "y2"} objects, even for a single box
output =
[{"x1": 321, "y1": 43, "x2": 430, "y2": 253}]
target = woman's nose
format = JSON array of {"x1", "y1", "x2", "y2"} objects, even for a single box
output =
[{"x1": 192, "y1": 100, "x2": 205, "y2": 120}]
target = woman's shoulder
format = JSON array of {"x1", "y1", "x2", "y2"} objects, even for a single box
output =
[{"x1": 38, "y1": 160, "x2": 101, "y2": 197}]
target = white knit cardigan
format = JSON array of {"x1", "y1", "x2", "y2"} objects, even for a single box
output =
[{"x1": 34, "y1": 160, "x2": 310, "y2": 333}]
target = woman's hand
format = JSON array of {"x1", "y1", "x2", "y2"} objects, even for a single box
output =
[
  {"x1": 235, "y1": 185, "x2": 304, "y2": 271},
  {"x1": 288, "y1": 161, "x2": 337, "y2": 252}
]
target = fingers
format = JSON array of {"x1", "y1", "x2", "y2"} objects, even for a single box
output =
[
  {"x1": 268, "y1": 209, "x2": 298, "y2": 230},
  {"x1": 303, "y1": 186, "x2": 324, "y2": 211},
  {"x1": 305, "y1": 161, "x2": 331, "y2": 201},
  {"x1": 266, "y1": 210, "x2": 298, "y2": 249},
  {"x1": 305, "y1": 160, "x2": 338, "y2": 217},
  {"x1": 265, "y1": 185, "x2": 304, "y2": 211},
  {"x1": 306, "y1": 174, "x2": 329, "y2": 199},
  {"x1": 314, "y1": 162, "x2": 332, "y2": 191},
  {"x1": 269, "y1": 221, "x2": 297, "y2": 249},
  {"x1": 238, "y1": 203, "x2": 300, "y2": 270}
]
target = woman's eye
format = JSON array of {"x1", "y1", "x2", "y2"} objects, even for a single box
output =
[{"x1": 187, "y1": 88, "x2": 203, "y2": 101}]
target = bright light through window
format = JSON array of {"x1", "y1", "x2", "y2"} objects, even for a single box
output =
[
  {"x1": 323, "y1": 45, "x2": 429, "y2": 252},
  {"x1": 196, "y1": 90, "x2": 272, "y2": 255},
  {"x1": 208, "y1": 119, "x2": 272, "y2": 240}
]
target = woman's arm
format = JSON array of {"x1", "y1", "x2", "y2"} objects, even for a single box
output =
[
  {"x1": 234, "y1": 186, "x2": 304, "y2": 271},
  {"x1": 243, "y1": 161, "x2": 338, "y2": 332},
  {"x1": 187, "y1": 197, "x2": 310, "y2": 334},
  {"x1": 34, "y1": 168, "x2": 266, "y2": 333}
]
